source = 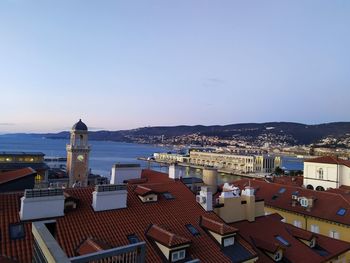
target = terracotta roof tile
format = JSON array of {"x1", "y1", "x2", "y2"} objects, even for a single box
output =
[
  {"x1": 76, "y1": 238, "x2": 111, "y2": 255},
  {"x1": 0, "y1": 168, "x2": 36, "y2": 184},
  {"x1": 200, "y1": 216, "x2": 238, "y2": 235},
  {"x1": 305, "y1": 156, "x2": 350, "y2": 168},
  {"x1": 146, "y1": 224, "x2": 191, "y2": 248},
  {"x1": 0, "y1": 169, "x2": 236, "y2": 263},
  {"x1": 230, "y1": 178, "x2": 350, "y2": 226},
  {"x1": 233, "y1": 214, "x2": 350, "y2": 263}
]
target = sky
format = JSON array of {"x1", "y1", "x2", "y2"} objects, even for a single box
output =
[{"x1": 0, "y1": 1, "x2": 349, "y2": 133}]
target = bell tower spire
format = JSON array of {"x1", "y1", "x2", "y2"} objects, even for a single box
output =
[{"x1": 66, "y1": 119, "x2": 91, "y2": 187}]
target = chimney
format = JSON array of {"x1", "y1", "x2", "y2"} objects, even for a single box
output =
[
  {"x1": 202, "y1": 168, "x2": 218, "y2": 193},
  {"x1": 241, "y1": 186, "x2": 256, "y2": 222},
  {"x1": 110, "y1": 164, "x2": 141, "y2": 184},
  {"x1": 20, "y1": 189, "x2": 65, "y2": 221},
  {"x1": 92, "y1": 184, "x2": 127, "y2": 212},
  {"x1": 196, "y1": 186, "x2": 213, "y2": 211},
  {"x1": 220, "y1": 183, "x2": 241, "y2": 199},
  {"x1": 169, "y1": 163, "x2": 180, "y2": 179}
]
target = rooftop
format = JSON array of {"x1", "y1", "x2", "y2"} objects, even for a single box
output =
[
  {"x1": 0, "y1": 167, "x2": 36, "y2": 185},
  {"x1": 233, "y1": 214, "x2": 350, "y2": 263},
  {"x1": 0, "y1": 169, "x2": 256, "y2": 263},
  {"x1": 305, "y1": 156, "x2": 350, "y2": 168}
]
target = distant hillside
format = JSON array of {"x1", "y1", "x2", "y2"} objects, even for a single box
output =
[{"x1": 24, "y1": 122, "x2": 350, "y2": 146}]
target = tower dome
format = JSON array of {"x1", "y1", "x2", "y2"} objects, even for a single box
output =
[{"x1": 72, "y1": 119, "x2": 88, "y2": 131}]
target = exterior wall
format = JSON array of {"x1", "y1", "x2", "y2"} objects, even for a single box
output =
[
  {"x1": 154, "y1": 153, "x2": 187, "y2": 163},
  {"x1": 20, "y1": 195, "x2": 65, "y2": 220},
  {"x1": 66, "y1": 130, "x2": 90, "y2": 187},
  {"x1": 92, "y1": 190, "x2": 127, "y2": 211},
  {"x1": 215, "y1": 197, "x2": 246, "y2": 223},
  {"x1": 264, "y1": 205, "x2": 350, "y2": 262},
  {"x1": 303, "y1": 162, "x2": 339, "y2": 190},
  {"x1": 110, "y1": 166, "x2": 142, "y2": 184},
  {"x1": 340, "y1": 166, "x2": 350, "y2": 186},
  {"x1": 189, "y1": 152, "x2": 278, "y2": 174}
]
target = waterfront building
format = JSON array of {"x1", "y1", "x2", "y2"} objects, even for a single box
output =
[
  {"x1": 66, "y1": 119, "x2": 91, "y2": 187},
  {"x1": 303, "y1": 156, "x2": 350, "y2": 191},
  {"x1": 0, "y1": 169, "x2": 259, "y2": 263},
  {"x1": 189, "y1": 151, "x2": 280, "y2": 174},
  {"x1": 230, "y1": 178, "x2": 350, "y2": 250},
  {"x1": 153, "y1": 152, "x2": 189, "y2": 163}
]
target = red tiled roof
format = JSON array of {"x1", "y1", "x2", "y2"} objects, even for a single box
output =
[
  {"x1": 0, "y1": 169, "x2": 238, "y2": 263},
  {"x1": 146, "y1": 224, "x2": 191, "y2": 248},
  {"x1": 305, "y1": 156, "x2": 350, "y2": 168},
  {"x1": 230, "y1": 178, "x2": 350, "y2": 226},
  {"x1": 259, "y1": 175, "x2": 303, "y2": 187},
  {"x1": 200, "y1": 216, "x2": 238, "y2": 235},
  {"x1": 252, "y1": 237, "x2": 281, "y2": 253},
  {"x1": 134, "y1": 185, "x2": 156, "y2": 196},
  {"x1": 125, "y1": 178, "x2": 148, "y2": 184},
  {"x1": 233, "y1": 214, "x2": 350, "y2": 263},
  {"x1": 0, "y1": 167, "x2": 36, "y2": 184},
  {"x1": 76, "y1": 238, "x2": 111, "y2": 255},
  {"x1": 287, "y1": 226, "x2": 314, "y2": 241}
]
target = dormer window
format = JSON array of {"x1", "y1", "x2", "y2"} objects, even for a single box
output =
[
  {"x1": 223, "y1": 236, "x2": 235, "y2": 247},
  {"x1": 171, "y1": 249, "x2": 186, "y2": 262},
  {"x1": 274, "y1": 250, "x2": 282, "y2": 261},
  {"x1": 134, "y1": 185, "x2": 158, "y2": 203}
]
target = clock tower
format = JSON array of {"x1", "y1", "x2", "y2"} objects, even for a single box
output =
[{"x1": 66, "y1": 119, "x2": 91, "y2": 187}]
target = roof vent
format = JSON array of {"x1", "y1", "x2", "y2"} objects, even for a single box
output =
[
  {"x1": 20, "y1": 188, "x2": 65, "y2": 220},
  {"x1": 92, "y1": 184, "x2": 127, "y2": 212},
  {"x1": 196, "y1": 186, "x2": 212, "y2": 211}
]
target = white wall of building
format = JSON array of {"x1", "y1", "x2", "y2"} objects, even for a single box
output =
[{"x1": 110, "y1": 166, "x2": 142, "y2": 184}]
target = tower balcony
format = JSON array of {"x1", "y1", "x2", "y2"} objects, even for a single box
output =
[{"x1": 66, "y1": 144, "x2": 91, "y2": 152}]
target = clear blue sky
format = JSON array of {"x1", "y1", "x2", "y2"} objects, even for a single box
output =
[{"x1": 0, "y1": 1, "x2": 349, "y2": 133}]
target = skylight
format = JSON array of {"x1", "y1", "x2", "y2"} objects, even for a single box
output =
[
  {"x1": 186, "y1": 224, "x2": 200, "y2": 236},
  {"x1": 9, "y1": 224, "x2": 25, "y2": 240},
  {"x1": 127, "y1": 234, "x2": 140, "y2": 244},
  {"x1": 278, "y1": 188, "x2": 286, "y2": 194},
  {"x1": 163, "y1": 192, "x2": 174, "y2": 200},
  {"x1": 275, "y1": 235, "x2": 290, "y2": 246},
  {"x1": 337, "y1": 208, "x2": 346, "y2": 216},
  {"x1": 272, "y1": 194, "x2": 279, "y2": 200}
]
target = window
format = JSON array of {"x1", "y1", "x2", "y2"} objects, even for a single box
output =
[
  {"x1": 163, "y1": 192, "x2": 174, "y2": 200},
  {"x1": 223, "y1": 237, "x2": 235, "y2": 247},
  {"x1": 293, "y1": 220, "x2": 302, "y2": 228},
  {"x1": 127, "y1": 234, "x2": 140, "y2": 244},
  {"x1": 275, "y1": 235, "x2": 290, "y2": 246},
  {"x1": 274, "y1": 251, "x2": 282, "y2": 261},
  {"x1": 318, "y1": 168, "x2": 324, "y2": 179},
  {"x1": 186, "y1": 224, "x2": 200, "y2": 236},
  {"x1": 299, "y1": 198, "x2": 308, "y2": 207},
  {"x1": 310, "y1": 224, "x2": 319, "y2": 234},
  {"x1": 337, "y1": 208, "x2": 346, "y2": 216},
  {"x1": 171, "y1": 249, "x2": 186, "y2": 262},
  {"x1": 9, "y1": 224, "x2": 25, "y2": 240},
  {"x1": 271, "y1": 194, "x2": 278, "y2": 200},
  {"x1": 329, "y1": 230, "x2": 340, "y2": 239}
]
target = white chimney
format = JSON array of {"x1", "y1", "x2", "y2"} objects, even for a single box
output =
[
  {"x1": 221, "y1": 183, "x2": 241, "y2": 198},
  {"x1": 92, "y1": 184, "x2": 127, "y2": 212},
  {"x1": 169, "y1": 164, "x2": 180, "y2": 179},
  {"x1": 196, "y1": 186, "x2": 213, "y2": 211},
  {"x1": 110, "y1": 164, "x2": 141, "y2": 184},
  {"x1": 241, "y1": 186, "x2": 255, "y2": 197},
  {"x1": 20, "y1": 189, "x2": 65, "y2": 221}
]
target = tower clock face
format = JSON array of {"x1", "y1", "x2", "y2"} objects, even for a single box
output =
[{"x1": 77, "y1": 154, "x2": 85, "y2": 162}]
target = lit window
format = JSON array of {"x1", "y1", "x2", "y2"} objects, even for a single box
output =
[
  {"x1": 310, "y1": 224, "x2": 319, "y2": 234},
  {"x1": 186, "y1": 224, "x2": 200, "y2": 236},
  {"x1": 9, "y1": 224, "x2": 25, "y2": 240},
  {"x1": 223, "y1": 237, "x2": 235, "y2": 247},
  {"x1": 337, "y1": 208, "x2": 346, "y2": 216},
  {"x1": 171, "y1": 249, "x2": 186, "y2": 262}
]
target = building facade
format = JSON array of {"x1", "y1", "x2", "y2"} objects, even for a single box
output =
[
  {"x1": 189, "y1": 151, "x2": 280, "y2": 174},
  {"x1": 66, "y1": 119, "x2": 91, "y2": 187},
  {"x1": 303, "y1": 156, "x2": 350, "y2": 191}
]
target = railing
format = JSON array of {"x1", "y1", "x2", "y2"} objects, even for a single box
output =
[
  {"x1": 25, "y1": 188, "x2": 63, "y2": 198},
  {"x1": 95, "y1": 184, "x2": 126, "y2": 192},
  {"x1": 69, "y1": 242, "x2": 146, "y2": 263}
]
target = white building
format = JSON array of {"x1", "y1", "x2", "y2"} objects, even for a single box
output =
[
  {"x1": 189, "y1": 151, "x2": 280, "y2": 174},
  {"x1": 303, "y1": 156, "x2": 350, "y2": 191}
]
